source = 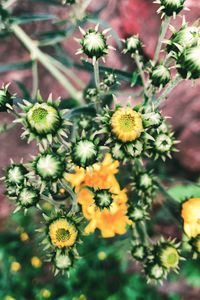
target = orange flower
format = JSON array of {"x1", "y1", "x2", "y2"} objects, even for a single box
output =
[
  {"x1": 77, "y1": 186, "x2": 131, "y2": 238},
  {"x1": 66, "y1": 153, "x2": 131, "y2": 238},
  {"x1": 66, "y1": 153, "x2": 119, "y2": 191},
  {"x1": 181, "y1": 198, "x2": 200, "y2": 238}
]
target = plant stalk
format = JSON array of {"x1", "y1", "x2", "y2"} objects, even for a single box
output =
[
  {"x1": 11, "y1": 24, "x2": 81, "y2": 101},
  {"x1": 154, "y1": 16, "x2": 171, "y2": 63}
]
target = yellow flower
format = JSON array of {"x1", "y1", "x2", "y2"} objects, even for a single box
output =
[
  {"x1": 41, "y1": 289, "x2": 51, "y2": 298},
  {"x1": 97, "y1": 251, "x2": 107, "y2": 261},
  {"x1": 31, "y1": 256, "x2": 42, "y2": 268},
  {"x1": 181, "y1": 198, "x2": 200, "y2": 238},
  {"x1": 111, "y1": 107, "x2": 143, "y2": 142},
  {"x1": 10, "y1": 261, "x2": 21, "y2": 272},
  {"x1": 4, "y1": 296, "x2": 16, "y2": 300},
  {"x1": 20, "y1": 232, "x2": 29, "y2": 242},
  {"x1": 49, "y1": 218, "x2": 78, "y2": 248}
]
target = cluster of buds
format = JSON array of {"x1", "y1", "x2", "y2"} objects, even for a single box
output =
[
  {"x1": 2, "y1": 1, "x2": 200, "y2": 282},
  {"x1": 165, "y1": 18, "x2": 200, "y2": 79},
  {"x1": 96, "y1": 105, "x2": 178, "y2": 162},
  {"x1": 131, "y1": 238, "x2": 182, "y2": 284}
]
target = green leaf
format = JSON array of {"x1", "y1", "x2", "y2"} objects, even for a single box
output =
[
  {"x1": 167, "y1": 184, "x2": 200, "y2": 203},
  {"x1": 14, "y1": 81, "x2": 31, "y2": 99},
  {"x1": 0, "y1": 60, "x2": 33, "y2": 73},
  {"x1": 11, "y1": 14, "x2": 57, "y2": 25}
]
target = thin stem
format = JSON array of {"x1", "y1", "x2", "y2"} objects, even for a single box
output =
[
  {"x1": 154, "y1": 16, "x2": 171, "y2": 63},
  {"x1": 11, "y1": 24, "x2": 81, "y2": 101},
  {"x1": 155, "y1": 75, "x2": 182, "y2": 106},
  {"x1": 93, "y1": 60, "x2": 100, "y2": 89},
  {"x1": 31, "y1": 60, "x2": 39, "y2": 99},
  {"x1": 133, "y1": 53, "x2": 147, "y2": 91},
  {"x1": 60, "y1": 180, "x2": 79, "y2": 213}
]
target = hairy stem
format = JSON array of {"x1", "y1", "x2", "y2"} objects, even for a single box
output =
[
  {"x1": 155, "y1": 75, "x2": 182, "y2": 106},
  {"x1": 93, "y1": 60, "x2": 100, "y2": 89},
  {"x1": 31, "y1": 60, "x2": 39, "y2": 99},
  {"x1": 154, "y1": 16, "x2": 171, "y2": 63}
]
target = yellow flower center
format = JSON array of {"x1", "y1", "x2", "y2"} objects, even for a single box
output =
[
  {"x1": 160, "y1": 246, "x2": 179, "y2": 269},
  {"x1": 111, "y1": 108, "x2": 143, "y2": 142},
  {"x1": 49, "y1": 219, "x2": 78, "y2": 248},
  {"x1": 32, "y1": 107, "x2": 48, "y2": 123},
  {"x1": 56, "y1": 228, "x2": 70, "y2": 242}
]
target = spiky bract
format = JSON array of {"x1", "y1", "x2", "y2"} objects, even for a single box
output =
[
  {"x1": 150, "y1": 65, "x2": 171, "y2": 88},
  {"x1": 14, "y1": 94, "x2": 69, "y2": 147},
  {"x1": 177, "y1": 46, "x2": 200, "y2": 79},
  {"x1": 0, "y1": 84, "x2": 13, "y2": 111}
]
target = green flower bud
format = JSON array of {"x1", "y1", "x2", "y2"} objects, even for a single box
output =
[
  {"x1": 150, "y1": 65, "x2": 171, "y2": 88},
  {"x1": 84, "y1": 88, "x2": 99, "y2": 103},
  {"x1": 34, "y1": 150, "x2": 66, "y2": 182},
  {"x1": 17, "y1": 186, "x2": 39, "y2": 208},
  {"x1": 93, "y1": 189, "x2": 113, "y2": 209},
  {"x1": 128, "y1": 203, "x2": 149, "y2": 222},
  {"x1": 102, "y1": 72, "x2": 118, "y2": 87},
  {"x1": 0, "y1": 84, "x2": 13, "y2": 112},
  {"x1": 177, "y1": 46, "x2": 200, "y2": 79},
  {"x1": 5, "y1": 164, "x2": 27, "y2": 186},
  {"x1": 131, "y1": 244, "x2": 148, "y2": 262},
  {"x1": 145, "y1": 260, "x2": 166, "y2": 283},
  {"x1": 167, "y1": 25, "x2": 200, "y2": 54},
  {"x1": 142, "y1": 110, "x2": 163, "y2": 128},
  {"x1": 123, "y1": 35, "x2": 141, "y2": 55},
  {"x1": 156, "y1": 0, "x2": 185, "y2": 17},
  {"x1": 54, "y1": 252, "x2": 72, "y2": 270},
  {"x1": 154, "y1": 133, "x2": 173, "y2": 153},
  {"x1": 78, "y1": 26, "x2": 109, "y2": 60},
  {"x1": 159, "y1": 245, "x2": 180, "y2": 269},
  {"x1": 15, "y1": 94, "x2": 69, "y2": 147},
  {"x1": 70, "y1": 138, "x2": 99, "y2": 168}
]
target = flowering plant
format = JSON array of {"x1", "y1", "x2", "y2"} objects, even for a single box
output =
[{"x1": 0, "y1": 0, "x2": 200, "y2": 285}]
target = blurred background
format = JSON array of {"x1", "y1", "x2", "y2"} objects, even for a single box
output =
[{"x1": 0, "y1": 0, "x2": 200, "y2": 299}]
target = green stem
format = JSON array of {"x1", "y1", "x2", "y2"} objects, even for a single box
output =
[
  {"x1": 133, "y1": 53, "x2": 147, "y2": 92},
  {"x1": 31, "y1": 60, "x2": 39, "y2": 99},
  {"x1": 155, "y1": 75, "x2": 182, "y2": 106},
  {"x1": 153, "y1": 16, "x2": 171, "y2": 63},
  {"x1": 93, "y1": 60, "x2": 100, "y2": 89},
  {"x1": 11, "y1": 24, "x2": 81, "y2": 101}
]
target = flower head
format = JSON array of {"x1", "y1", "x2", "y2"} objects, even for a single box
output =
[
  {"x1": 155, "y1": 0, "x2": 186, "y2": 17},
  {"x1": 31, "y1": 256, "x2": 42, "y2": 268},
  {"x1": 177, "y1": 46, "x2": 200, "y2": 79},
  {"x1": 111, "y1": 107, "x2": 143, "y2": 142},
  {"x1": 122, "y1": 35, "x2": 142, "y2": 55},
  {"x1": 150, "y1": 64, "x2": 171, "y2": 88},
  {"x1": 49, "y1": 218, "x2": 78, "y2": 248},
  {"x1": 181, "y1": 198, "x2": 200, "y2": 238},
  {"x1": 14, "y1": 94, "x2": 69, "y2": 147},
  {"x1": 0, "y1": 83, "x2": 13, "y2": 111},
  {"x1": 77, "y1": 25, "x2": 111, "y2": 62},
  {"x1": 70, "y1": 138, "x2": 100, "y2": 168},
  {"x1": 167, "y1": 24, "x2": 200, "y2": 55}
]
